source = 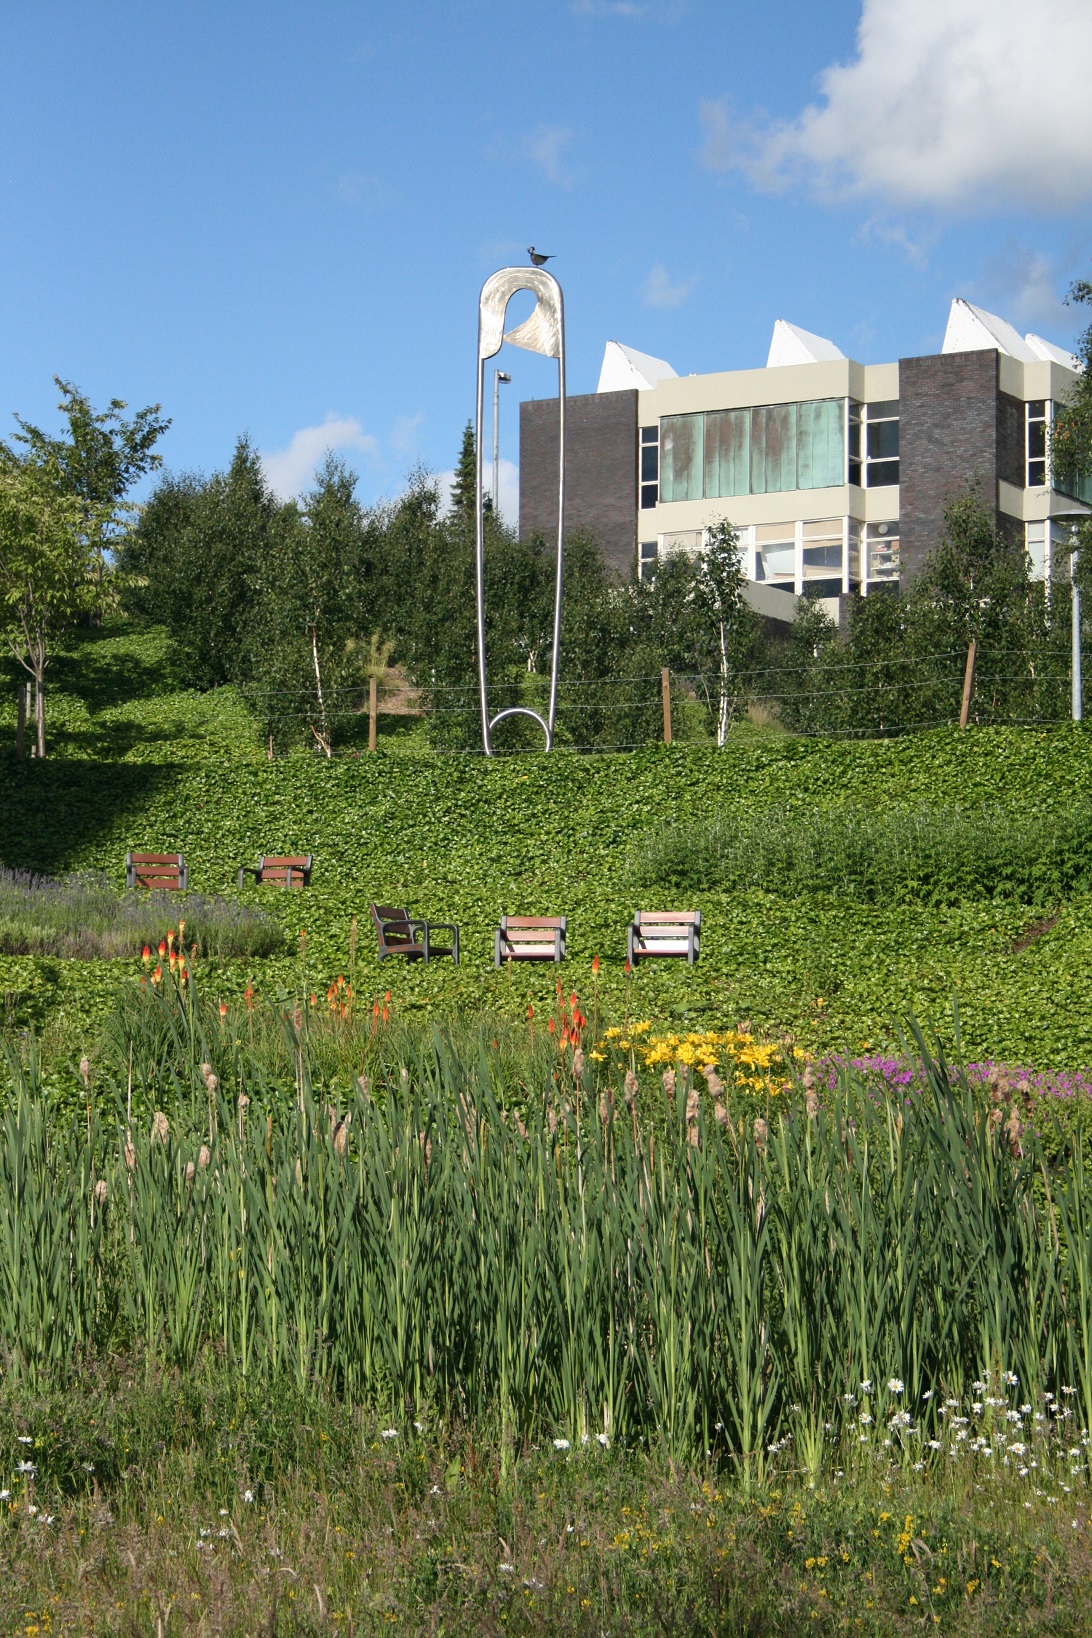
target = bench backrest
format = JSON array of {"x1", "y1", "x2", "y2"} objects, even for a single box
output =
[
  {"x1": 127, "y1": 851, "x2": 187, "y2": 890},
  {"x1": 501, "y1": 915, "x2": 566, "y2": 938},
  {"x1": 259, "y1": 854, "x2": 312, "y2": 887},
  {"x1": 371, "y1": 904, "x2": 416, "y2": 948},
  {"x1": 635, "y1": 910, "x2": 701, "y2": 929}
]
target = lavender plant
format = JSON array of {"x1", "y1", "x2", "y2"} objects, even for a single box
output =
[{"x1": 0, "y1": 868, "x2": 284, "y2": 958}]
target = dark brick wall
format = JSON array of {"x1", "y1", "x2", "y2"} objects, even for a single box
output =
[
  {"x1": 997, "y1": 392, "x2": 1026, "y2": 490},
  {"x1": 898, "y1": 350, "x2": 1017, "y2": 582},
  {"x1": 519, "y1": 389, "x2": 638, "y2": 576}
]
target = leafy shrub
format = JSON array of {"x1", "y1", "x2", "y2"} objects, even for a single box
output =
[
  {"x1": 0, "y1": 869, "x2": 284, "y2": 958},
  {"x1": 635, "y1": 800, "x2": 1092, "y2": 905}
]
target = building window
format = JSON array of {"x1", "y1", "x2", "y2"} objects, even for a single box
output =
[
  {"x1": 638, "y1": 539, "x2": 658, "y2": 579},
  {"x1": 849, "y1": 402, "x2": 899, "y2": 487},
  {"x1": 1027, "y1": 401, "x2": 1048, "y2": 488},
  {"x1": 865, "y1": 521, "x2": 899, "y2": 583},
  {"x1": 865, "y1": 402, "x2": 899, "y2": 487},
  {"x1": 659, "y1": 415, "x2": 703, "y2": 502},
  {"x1": 662, "y1": 398, "x2": 845, "y2": 502},
  {"x1": 1026, "y1": 519, "x2": 1078, "y2": 581},
  {"x1": 753, "y1": 523, "x2": 796, "y2": 586},
  {"x1": 639, "y1": 426, "x2": 659, "y2": 509}
]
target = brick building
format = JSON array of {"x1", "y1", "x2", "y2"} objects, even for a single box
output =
[{"x1": 518, "y1": 300, "x2": 1090, "y2": 621}]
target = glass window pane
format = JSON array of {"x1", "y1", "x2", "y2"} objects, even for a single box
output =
[
  {"x1": 659, "y1": 415, "x2": 703, "y2": 502},
  {"x1": 867, "y1": 420, "x2": 900, "y2": 459},
  {"x1": 1027, "y1": 400, "x2": 1046, "y2": 420},
  {"x1": 867, "y1": 459, "x2": 899, "y2": 487},
  {"x1": 641, "y1": 445, "x2": 658, "y2": 481},
  {"x1": 752, "y1": 403, "x2": 797, "y2": 494},
  {"x1": 849, "y1": 460, "x2": 862, "y2": 486},
  {"x1": 797, "y1": 399, "x2": 845, "y2": 489},
  {"x1": 703, "y1": 408, "x2": 750, "y2": 497},
  {"x1": 1027, "y1": 460, "x2": 1046, "y2": 487},
  {"x1": 1027, "y1": 421, "x2": 1046, "y2": 459},
  {"x1": 868, "y1": 400, "x2": 899, "y2": 420}
]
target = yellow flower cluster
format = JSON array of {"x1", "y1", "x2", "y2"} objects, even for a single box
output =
[{"x1": 601, "y1": 1024, "x2": 791, "y2": 1095}]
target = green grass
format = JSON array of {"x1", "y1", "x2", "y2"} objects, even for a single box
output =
[{"x1": 2, "y1": 1367, "x2": 1090, "y2": 1635}]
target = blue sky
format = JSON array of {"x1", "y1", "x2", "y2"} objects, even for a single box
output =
[{"x1": 2, "y1": 0, "x2": 1091, "y2": 520}]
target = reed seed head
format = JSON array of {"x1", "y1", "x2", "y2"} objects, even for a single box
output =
[
  {"x1": 624, "y1": 1069, "x2": 638, "y2": 1108},
  {"x1": 151, "y1": 1110, "x2": 169, "y2": 1143},
  {"x1": 198, "y1": 1144, "x2": 211, "y2": 1170},
  {"x1": 662, "y1": 1069, "x2": 676, "y2": 1099},
  {"x1": 93, "y1": 1178, "x2": 108, "y2": 1205},
  {"x1": 753, "y1": 1116, "x2": 768, "y2": 1151},
  {"x1": 124, "y1": 1133, "x2": 136, "y2": 1170},
  {"x1": 184, "y1": 1160, "x2": 196, "y2": 1185},
  {"x1": 79, "y1": 1056, "x2": 91, "y2": 1088}
]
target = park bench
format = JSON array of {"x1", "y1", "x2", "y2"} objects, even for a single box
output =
[
  {"x1": 237, "y1": 854, "x2": 313, "y2": 889},
  {"x1": 494, "y1": 914, "x2": 567, "y2": 967},
  {"x1": 126, "y1": 851, "x2": 188, "y2": 891},
  {"x1": 626, "y1": 910, "x2": 701, "y2": 967},
  {"x1": 370, "y1": 904, "x2": 460, "y2": 965}
]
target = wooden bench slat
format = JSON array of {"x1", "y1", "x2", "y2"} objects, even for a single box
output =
[
  {"x1": 627, "y1": 910, "x2": 700, "y2": 967},
  {"x1": 126, "y1": 851, "x2": 187, "y2": 890},
  {"x1": 495, "y1": 914, "x2": 567, "y2": 966}
]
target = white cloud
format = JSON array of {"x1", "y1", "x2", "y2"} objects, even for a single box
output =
[
  {"x1": 526, "y1": 124, "x2": 574, "y2": 188},
  {"x1": 977, "y1": 244, "x2": 1069, "y2": 330},
  {"x1": 572, "y1": 1, "x2": 686, "y2": 14},
  {"x1": 855, "y1": 216, "x2": 934, "y2": 269},
  {"x1": 640, "y1": 262, "x2": 697, "y2": 310},
  {"x1": 436, "y1": 458, "x2": 519, "y2": 528},
  {"x1": 391, "y1": 413, "x2": 423, "y2": 458},
  {"x1": 701, "y1": 0, "x2": 1092, "y2": 210},
  {"x1": 262, "y1": 416, "x2": 379, "y2": 501}
]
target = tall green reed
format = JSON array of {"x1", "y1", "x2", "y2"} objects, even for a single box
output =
[{"x1": 0, "y1": 982, "x2": 1084, "y2": 1469}]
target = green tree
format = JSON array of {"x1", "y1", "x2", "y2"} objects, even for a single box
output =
[
  {"x1": 692, "y1": 521, "x2": 750, "y2": 744},
  {"x1": 248, "y1": 456, "x2": 373, "y2": 755},
  {"x1": 14, "y1": 379, "x2": 169, "y2": 603},
  {"x1": 0, "y1": 453, "x2": 100, "y2": 756},
  {"x1": 124, "y1": 439, "x2": 295, "y2": 691},
  {"x1": 1051, "y1": 277, "x2": 1092, "y2": 505},
  {"x1": 449, "y1": 422, "x2": 478, "y2": 524}
]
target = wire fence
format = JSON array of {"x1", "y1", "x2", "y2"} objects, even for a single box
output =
[{"x1": 231, "y1": 642, "x2": 1084, "y2": 755}]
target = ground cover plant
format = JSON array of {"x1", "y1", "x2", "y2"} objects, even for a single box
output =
[
  {"x1": 0, "y1": 867, "x2": 284, "y2": 959},
  {"x1": 635, "y1": 800, "x2": 1092, "y2": 905}
]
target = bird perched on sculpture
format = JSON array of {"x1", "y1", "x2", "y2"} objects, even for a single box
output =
[{"x1": 527, "y1": 247, "x2": 554, "y2": 267}]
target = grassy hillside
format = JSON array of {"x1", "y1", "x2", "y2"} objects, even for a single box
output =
[{"x1": 2, "y1": 620, "x2": 1092, "y2": 1066}]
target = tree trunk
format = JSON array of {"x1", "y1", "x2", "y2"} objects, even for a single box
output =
[
  {"x1": 311, "y1": 625, "x2": 331, "y2": 757},
  {"x1": 35, "y1": 674, "x2": 45, "y2": 758},
  {"x1": 717, "y1": 620, "x2": 729, "y2": 747}
]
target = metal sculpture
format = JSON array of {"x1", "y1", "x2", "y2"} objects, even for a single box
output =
[{"x1": 475, "y1": 267, "x2": 565, "y2": 754}]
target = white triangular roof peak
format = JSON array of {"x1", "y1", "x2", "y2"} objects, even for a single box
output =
[
  {"x1": 1024, "y1": 332, "x2": 1081, "y2": 371},
  {"x1": 766, "y1": 320, "x2": 845, "y2": 368},
  {"x1": 942, "y1": 298, "x2": 1037, "y2": 363},
  {"x1": 596, "y1": 340, "x2": 678, "y2": 393}
]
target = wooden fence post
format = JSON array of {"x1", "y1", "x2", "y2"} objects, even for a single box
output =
[
  {"x1": 959, "y1": 639, "x2": 977, "y2": 729},
  {"x1": 368, "y1": 676, "x2": 378, "y2": 753},
  {"x1": 661, "y1": 667, "x2": 672, "y2": 746}
]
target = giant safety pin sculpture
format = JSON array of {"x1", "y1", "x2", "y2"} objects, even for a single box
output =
[{"x1": 475, "y1": 267, "x2": 565, "y2": 754}]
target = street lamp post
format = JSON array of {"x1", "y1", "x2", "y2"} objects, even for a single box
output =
[
  {"x1": 493, "y1": 369, "x2": 510, "y2": 518},
  {"x1": 1074, "y1": 545, "x2": 1083, "y2": 723}
]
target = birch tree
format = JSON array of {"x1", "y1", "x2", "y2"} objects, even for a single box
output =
[{"x1": 0, "y1": 454, "x2": 100, "y2": 756}]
